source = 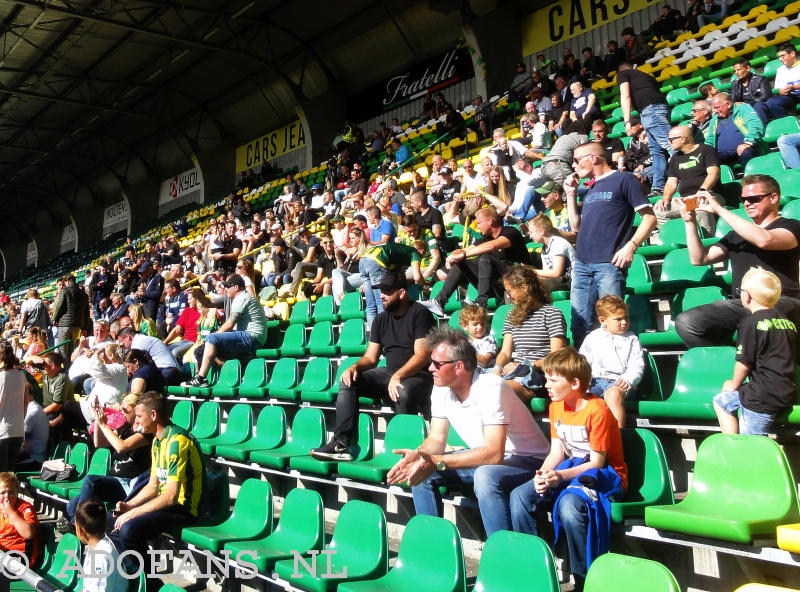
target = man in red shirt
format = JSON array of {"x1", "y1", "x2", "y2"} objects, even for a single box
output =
[
  {"x1": 0, "y1": 473, "x2": 39, "y2": 568},
  {"x1": 163, "y1": 288, "x2": 207, "y2": 361}
]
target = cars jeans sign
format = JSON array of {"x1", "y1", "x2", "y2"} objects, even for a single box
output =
[
  {"x1": 522, "y1": 0, "x2": 659, "y2": 56},
  {"x1": 235, "y1": 120, "x2": 306, "y2": 173}
]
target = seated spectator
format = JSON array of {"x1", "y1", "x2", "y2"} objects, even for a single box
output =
[
  {"x1": 117, "y1": 328, "x2": 184, "y2": 386},
  {"x1": 698, "y1": 82, "x2": 719, "y2": 102},
  {"x1": 651, "y1": 4, "x2": 682, "y2": 39},
  {"x1": 654, "y1": 125, "x2": 720, "y2": 237},
  {"x1": 696, "y1": 0, "x2": 726, "y2": 28},
  {"x1": 779, "y1": 133, "x2": 800, "y2": 170},
  {"x1": 123, "y1": 349, "x2": 164, "y2": 394},
  {"x1": 547, "y1": 92, "x2": 569, "y2": 138},
  {"x1": 410, "y1": 191, "x2": 446, "y2": 250},
  {"x1": 730, "y1": 58, "x2": 772, "y2": 125},
  {"x1": 128, "y1": 303, "x2": 157, "y2": 337},
  {"x1": 397, "y1": 215, "x2": 441, "y2": 287},
  {"x1": 265, "y1": 237, "x2": 302, "y2": 288},
  {"x1": 332, "y1": 226, "x2": 369, "y2": 305},
  {"x1": 310, "y1": 272, "x2": 435, "y2": 461},
  {"x1": 0, "y1": 473, "x2": 39, "y2": 568},
  {"x1": 108, "y1": 392, "x2": 204, "y2": 590},
  {"x1": 569, "y1": 82, "x2": 601, "y2": 122},
  {"x1": 386, "y1": 326, "x2": 549, "y2": 536},
  {"x1": 300, "y1": 232, "x2": 338, "y2": 298},
  {"x1": 492, "y1": 266, "x2": 567, "y2": 400},
  {"x1": 81, "y1": 344, "x2": 127, "y2": 425},
  {"x1": 459, "y1": 304, "x2": 497, "y2": 368},
  {"x1": 683, "y1": 0, "x2": 704, "y2": 32},
  {"x1": 506, "y1": 157, "x2": 543, "y2": 223},
  {"x1": 767, "y1": 44, "x2": 800, "y2": 119},
  {"x1": 621, "y1": 27, "x2": 651, "y2": 65},
  {"x1": 528, "y1": 214, "x2": 575, "y2": 292},
  {"x1": 689, "y1": 100, "x2": 713, "y2": 143},
  {"x1": 580, "y1": 47, "x2": 604, "y2": 80},
  {"x1": 420, "y1": 207, "x2": 531, "y2": 316},
  {"x1": 367, "y1": 205, "x2": 398, "y2": 246},
  {"x1": 389, "y1": 139, "x2": 412, "y2": 171},
  {"x1": 558, "y1": 53, "x2": 582, "y2": 81},
  {"x1": 74, "y1": 500, "x2": 129, "y2": 592},
  {"x1": 621, "y1": 117, "x2": 653, "y2": 191},
  {"x1": 601, "y1": 40, "x2": 626, "y2": 78},
  {"x1": 538, "y1": 180, "x2": 575, "y2": 241},
  {"x1": 429, "y1": 167, "x2": 462, "y2": 212},
  {"x1": 675, "y1": 175, "x2": 800, "y2": 348},
  {"x1": 579, "y1": 295, "x2": 644, "y2": 428},
  {"x1": 706, "y1": 93, "x2": 765, "y2": 171},
  {"x1": 15, "y1": 385, "x2": 48, "y2": 473},
  {"x1": 713, "y1": 268, "x2": 797, "y2": 437},
  {"x1": 163, "y1": 288, "x2": 207, "y2": 360},
  {"x1": 435, "y1": 104, "x2": 462, "y2": 139},
  {"x1": 106, "y1": 293, "x2": 129, "y2": 323},
  {"x1": 509, "y1": 63, "x2": 532, "y2": 102},
  {"x1": 592, "y1": 120, "x2": 624, "y2": 166},
  {"x1": 38, "y1": 351, "x2": 78, "y2": 435},
  {"x1": 529, "y1": 86, "x2": 553, "y2": 114},
  {"x1": 510, "y1": 347, "x2": 627, "y2": 592}
]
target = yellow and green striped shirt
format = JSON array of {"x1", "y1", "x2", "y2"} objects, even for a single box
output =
[{"x1": 151, "y1": 424, "x2": 205, "y2": 516}]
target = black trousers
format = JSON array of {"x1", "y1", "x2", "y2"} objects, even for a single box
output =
[{"x1": 434, "y1": 254, "x2": 509, "y2": 308}]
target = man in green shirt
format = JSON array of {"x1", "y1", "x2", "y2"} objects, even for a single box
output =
[{"x1": 182, "y1": 274, "x2": 268, "y2": 388}]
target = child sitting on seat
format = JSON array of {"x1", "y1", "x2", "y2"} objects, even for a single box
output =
[
  {"x1": 713, "y1": 268, "x2": 797, "y2": 436},
  {"x1": 74, "y1": 499, "x2": 127, "y2": 592},
  {"x1": 579, "y1": 295, "x2": 644, "y2": 428},
  {"x1": 459, "y1": 304, "x2": 497, "y2": 369}
]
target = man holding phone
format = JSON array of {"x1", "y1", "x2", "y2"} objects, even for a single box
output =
[{"x1": 653, "y1": 125, "x2": 722, "y2": 237}]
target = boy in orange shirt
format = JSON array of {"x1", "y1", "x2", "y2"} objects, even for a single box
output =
[
  {"x1": 509, "y1": 347, "x2": 627, "y2": 592},
  {"x1": 0, "y1": 473, "x2": 39, "y2": 569}
]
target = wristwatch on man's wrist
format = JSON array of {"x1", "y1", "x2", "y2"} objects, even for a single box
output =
[{"x1": 436, "y1": 455, "x2": 447, "y2": 472}]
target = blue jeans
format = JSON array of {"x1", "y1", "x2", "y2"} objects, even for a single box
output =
[
  {"x1": 714, "y1": 391, "x2": 775, "y2": 436},
  {"x1": 412, "y1": 454, "x2": 544, "y2": 537},
  {"x1": 168, "y1": 339, "x2": 193, "y2": 360},
  {"x1": 778, "y1": 133, "x2": 800, "y2": 169},
  {"x1": 510, "y1": 485, "x2": 590, "y2": 578},
  {"x1": 205, "y1": 330, "x2": 259, "y2": 357},
  {"x1": 640, "y1": 103, "x2": 672, "y2": 191},
  {"x1": 767, "y1": 94, "x2": 800, "y2": 119},
  {"x1": 358, "y1": 257, "x2": 387, "y2": 328},
  {"x1": 66, "y1": 474, "x2": 139, "y2": 522},
  {"x1": 570, "y1": 261, "x2": 626, "y2": 348},
  {"x1": 511, "y1": 185, "x2": 545, "y2": 221}
]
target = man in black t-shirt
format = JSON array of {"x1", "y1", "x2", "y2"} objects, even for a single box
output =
[
  {"x1": 214, "y1": 221, "x2": 243, "y2": 274},
  {"x1": 430, "y1": 167, "x2": 462, "y2": 209},
  {"x1": 655, "y1": 125, "x2": 721, "y2": 237},
  {"x1": 311, "y1": 272, "x2": 435, "y2": 461},
  {"x1": 410, "y1": 191, "x2": 446, "y2": 251},
  {"x1": 618, "y1": 62, "x2": 671, "y2": 195},
  {"x1": 420, "y1": 207, "x2": 531, "y2": 316},
  {"x1": 675, "y1": 174, "x2": 800, "y2": 352},
  {"x1": 591, "y1": 120, "x2": 624, "y2": 167}
]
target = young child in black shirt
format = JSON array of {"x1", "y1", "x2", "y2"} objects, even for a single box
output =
[{"x1": 713, "y1": 268, "x2": 798, "y2": 436}]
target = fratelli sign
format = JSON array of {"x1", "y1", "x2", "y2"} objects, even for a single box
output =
[
  {"x1": 522, "y1": 0, "x2": 660, "y2": 56},
  {"x1": 346, "y1": 44, "x2": 475, "y2": 121}
]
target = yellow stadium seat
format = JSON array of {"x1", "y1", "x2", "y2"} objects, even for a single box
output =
[
  {"x1": 781, "y1": 0, "x2": 800, "y2": 16},
  {"x1": 734, "y1": 36, "x2": 768, "y2": 57},
  {"x1": 734, "y1": 586, "x2": 799, "y2": 592},
  {"x1": 777, "y1": 523, "x2": 800, "y2": 554},
  {"x1": 466, "y1": 132, "x2": 478, "y2": 143},
  {"x1": 774, "y1": 26, "x2": 800, "y2": 44},
  {"x1": 416, "y1": 166, "x2": 429, "y2": 180},
  {"x1": 745, "y1": 5, "x2": 768, "y2": 18},
  {"x1": 752, "y1": 11, "x2": 779, "y2": 26},
  {"x1": 720, "y1": 14, "x2": 743, "y2": 28},
  {"x1": 425, "y1": 154, "x2": 435, "y2": 166},
  {"x1": 398, "y1": 171, "x2": 414, "y2": 185}
]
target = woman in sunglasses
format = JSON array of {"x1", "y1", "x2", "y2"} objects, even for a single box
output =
[{"x1": 332, "y1": 227, "x2": 369, "y2": 304}]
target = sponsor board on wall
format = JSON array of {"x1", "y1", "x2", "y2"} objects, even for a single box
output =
[
  {"x1": 102, "y1": 201, "x2": 129, "y2": 231},
  {"x1": 345, "y1": 44, "x2": 475, "y2": 122},
  {"x1": 60, "y1": 223, "x2": 77, "y2": 252},
  {"x1": 235, "y1": 120, "x2": 307, "y2": 173},
  {"x1": 522, "y1": 0, "x2": 659, "y2": 56},
  {"x1": 26, "y1": 241, "x2": 37, "y2": 266},
  {"x1": 159, "y1": 167, "x2": 204, "y2": 205}
]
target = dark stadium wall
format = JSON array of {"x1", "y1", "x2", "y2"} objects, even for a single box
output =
[
  {"x1": 73, "y1": 204, "x2": 108, "y2": 251},
  {"x1": 125, "y1": 177, "x2": 160, "y2": 236},
  {"x1": 3, "y1": 241, "x2": 28, "y2": 277},
  {"x1": 461, "y1": 5, "x2": 523, "y2": 97},
  {"x1": 298, "y1": 87, "x2": 348, "y2": 167},
  {"x1": 194, "y1": 140, "x2": 236, "y2": 204},
  {"x1": 33, "y1": 225, "x2": 64, "y2": 270}
]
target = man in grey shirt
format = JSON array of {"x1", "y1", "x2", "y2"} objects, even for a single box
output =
[{"x1": 538, "y1": 119, "x2": 590, "y2": 186}]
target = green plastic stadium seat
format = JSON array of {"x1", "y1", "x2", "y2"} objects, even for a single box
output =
[
  {"x1": 35, "y1": 523, "x2": 57, "y2": 573},
  {"x1": 627, "y1": 352, "x2": 664, "y2": 414},
  {"x1": 474, "y1": 531, "x2": 558, "y2": 592},
  {"x1": 625, "y1": 254, "x2": 652, "y2": 294},
  {"x1": 273, "y1": 500, "x2": 388, "y2": 592},
  {"x1": 637, "y1": 248, "x2": 718, "y2": 295},
  {"x1": 765, "y1": 116, "x2": 800, "y2": 144},
  {"x1": 775, "y1": 169, "x2": 800, "y2": 205},
  {"x1": 763, "y1": 58, "x2": 782, "y2": 80},
  {"x1": 782, "y1": 198, "x2": 800, "y2": 221},
  {"x1": 287, "y1": 358, "x2": 333, "y2": 401},
  {"x1": 308, "y1": 321, "x2": 338, "y2": 356},
  {"x1": 339, "y1": 292, "x2": 366, "y2": 321},
  {"x1": 312, "y1": 295, "x2": 339, "y2": 323},
  {"x1": 448, "y1": 310, "x2": 466, "y2": 331},
  {"x1": 250, "y1": 407, "x2": 326, "y2": 468},
  {"x1": 216, "y1": 406, "x2": 287, "y2": 462},
  {"x1": 638, "y1": 219, "x2": 689, "y2": 258},
  {"x1": 490, "y1": 304, "x2": 512, "y2": 349},
  {"x1": 265, "y1": 358, "x2": 301, "y2": 400},
  {"x1": 611, "y1": 429, "x2": 674, "y2": 523},
  {"x1": 337, "y1": 515, "x2": 466, "y2": 592},
  {"x1": 670, "y1": 102, "x2": 693, "y2": 123},
  {"x1": 338, "y1": 318, "x2": 369, "y2": 356},
  {"x1": 281, "y1": 323, "x2": 308, "y2": 358},
  {"x1": 166, "y1": 362, "x2": 195, "y2": 395},
  {"x1": 290, "y1": 413, "x2": 374, "y2": 475},
  {"x1": 645, "y1": 434, "x2": 800, "y2": 543},
  {"x1": 49, "y1": 447, "x2": 111, "y2": 499},
  {"x1": 30, "y1": 442, "x2": 88, "y2": 494},
  {"x1": 552, "y1": 299, "x2": 572, "y2": 346},
  {"x1": 224, "y1": 488, "x2": 325, "y2": 574},
  {"x1": 238, "y1": 359, "x2": 269, "y2": 398},
  {"x1": 289, "y1": 300, "x2": 313, "y2": 325},
  {"x1": 666, "y1": 87, "x2": 691, "y2": 106},
  {"x1": 196, "y1": 404, "x2": 253, "y2": 456},
  {"x1": 256, "y1": 326, "x2": 282, "y2": 358},
  {"x1": 467, "y1": 284, "x2": 501, "y2": 309},
  {"x1": 744, "y1": 152, "x2": 786, "y2": 177},
  {"x1": 430, "y1": 280, "x2": 461, "y2": 313},
  {"x1": 188, "y1": 364, "x2": 219, "y2": 397},
  {"x1": 301, "y1": 356, "x2": 359, "y2": 403},
  {"x1": 585, "y1": 553, "x2": 679, "y2": 592},
  {"x1": 171, "y1": 400, "x2": 195, "y2": 431},
  {"x1": 625, "y1": 294, "x2": 656, "y2": 335},
  {"x1": 639, "y1": 286, "x2": 726, "y2": 347},
  {"x1": 19, "y1": 441, "x2": 69, "y2": 484},
  {"x1": 182, "y1": 479, "x2": 273, "y2": 553},
  {"x1": 210, "y1": 360, "x2": 242, "y2": 398},
  {"x1": 40, "y1": 534, "x2": 82, "y2": 591},
  {"x1": 338, "y1": 414, "x2": 427, "y2": 483},
  {"x1": 638, "y1": 347, "x2": 735, "y2": 420},
  {"x1": 190, "y1": 401, "x2": 221, "y2": 440}
]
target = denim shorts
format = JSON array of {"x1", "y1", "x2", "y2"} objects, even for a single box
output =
[
  {"x1": 589, "y1": 377, "x2": 636, "y2": 400},
  {"x1": 713, "y1": 391, "x2": 775, "y2": 436},
  {"x1": 505, "y1": 361, "x2": 545, "y2": 392}
]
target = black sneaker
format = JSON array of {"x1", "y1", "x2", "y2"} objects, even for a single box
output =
[
  {"x1": 310, "y1": 439, "x2": 353, "y2": 461},
  {"x1": 56, "y1": 516, "x2": 73, "y2": 534},
  {"x1": 647, "y1": 189, "x2": 664, "y2": 198},
  {"x1": 180, "y1": 375, "x2": 208, "y2": 388}
]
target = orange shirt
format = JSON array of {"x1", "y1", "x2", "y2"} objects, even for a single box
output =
[
  {"x1": 0, "y1": 499, "x2": 39, "y2": 566},
  {"x1": 549, "y1": 395, "x2": 628, "y2": 492}
]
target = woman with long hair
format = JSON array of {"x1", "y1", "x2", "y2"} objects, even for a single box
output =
[
  {"x1": 0, "y1": 341, "x2": 25, "y2": 471},
  {"x1": 484, "y1": 165, "x2": 512, "y2": 215},
  {"x1": 128, "y1": 303, "x2": 157, "y2": 337},
  {"x1": 493, "y1": 266, "x2": 567, "y2": 401},
  {"x1": 527, "y1": 213, "x2": 575, "y2": 292},
  {"x1": 123, "y1": 349, "x2": 163, "y2": 394},
  {"x1": 235, "y1": 259, "x2": 257, "y2": 297},
  {"x1": 332, "y1": 226, "x2": 369, "y2": 304},
  {"x1": 22, "y1": 327, "x2": 47, "y2": 360}
]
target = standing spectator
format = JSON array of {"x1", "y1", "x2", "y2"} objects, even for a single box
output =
[
  {"x1": 705, "y1": 93, "x2": 765, "y2": 171},
  {"x1": 580, "y1": 47, "x2": 604, "y2": 80},
  {"x1": 0, "y1": 343, "x2": 25, "y2": 472},
  {"x1": 89, "y1": 264, "x2": 114, "y2": 319},
  {"x1": 674, "y1": 175, "x2": 800, "y2": 348},
  {"x1": 310, "y1": 272, "x2": 435, "y2": 461},
  {"x1": 135, "y1": 262, "x2": 164, "y2": 322},
  {"x1": 730, "y1": 58, "x2": 773, "y2": 125},
  {"x1": 654, "y1": 125, "x2": 721, "y2": 236},
  {"x1": 18, "y1": 289, "x2": 49, "y2": 335},
  {"x1": 386, "y1": 327, "x2": 550, "y2": 537},
  {"x1": 618, "y1": 62, "x2": 671, "y2": 196},
  {"x1": 565, "y1": 142, "x2": 657, "y2": 347},
  {"x1": 540, "y1": 120, "x2": 591, "y2": 186},
  {"x1": 602, "y1": 40, "x2": 626, "y2": 78},
  {"x1": 359, "y1": 242, "x2": 427, "y2": 327},
  {"x1": 621, "y1": 27, "x2": 651, "y2": 65}
]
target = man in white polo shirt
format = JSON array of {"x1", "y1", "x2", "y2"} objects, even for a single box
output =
[{"x1": 387, "y1": 326, "x2": 550, "y2": 536}]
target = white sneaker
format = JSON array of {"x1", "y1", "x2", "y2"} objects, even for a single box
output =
[{"x1": 418, "y1": 298, "x2": 445, "y2": 317}]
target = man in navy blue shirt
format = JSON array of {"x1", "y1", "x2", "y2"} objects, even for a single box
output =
[{"x1": 565, "y1": 142, "x2": 657, "y2": 347}]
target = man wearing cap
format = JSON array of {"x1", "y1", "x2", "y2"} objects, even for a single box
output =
[
  {"x1": 310, "y1": 271, "x2": 436, "y2": 461},
  {"x1": 429, "y1": 167, "x2": 461, "y2": 212},
  {"x1": 420, "y1": 207, "x2": 532, "y2": 317},
  {"x1": 539, "y1": 181, "x2": 575, "y2": 241},
  {"x1": 266, "y1": 237, "x2": 302, "y2": 288},
  {"x1": 182, "y1": 274, "x2": 268, "y2": 388},
  {"x1": 383, "y1": 179, "x2": 405, "y2": 209},
  {"x1": 135, "y1": 262, "x2": 164, "y2": 322},
  {"x1": 509, "y1": 63, "x2": 532, "y2": 103},
  {"x1": 359, "y1": 242, "x2": 427, "y2": 327}
]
